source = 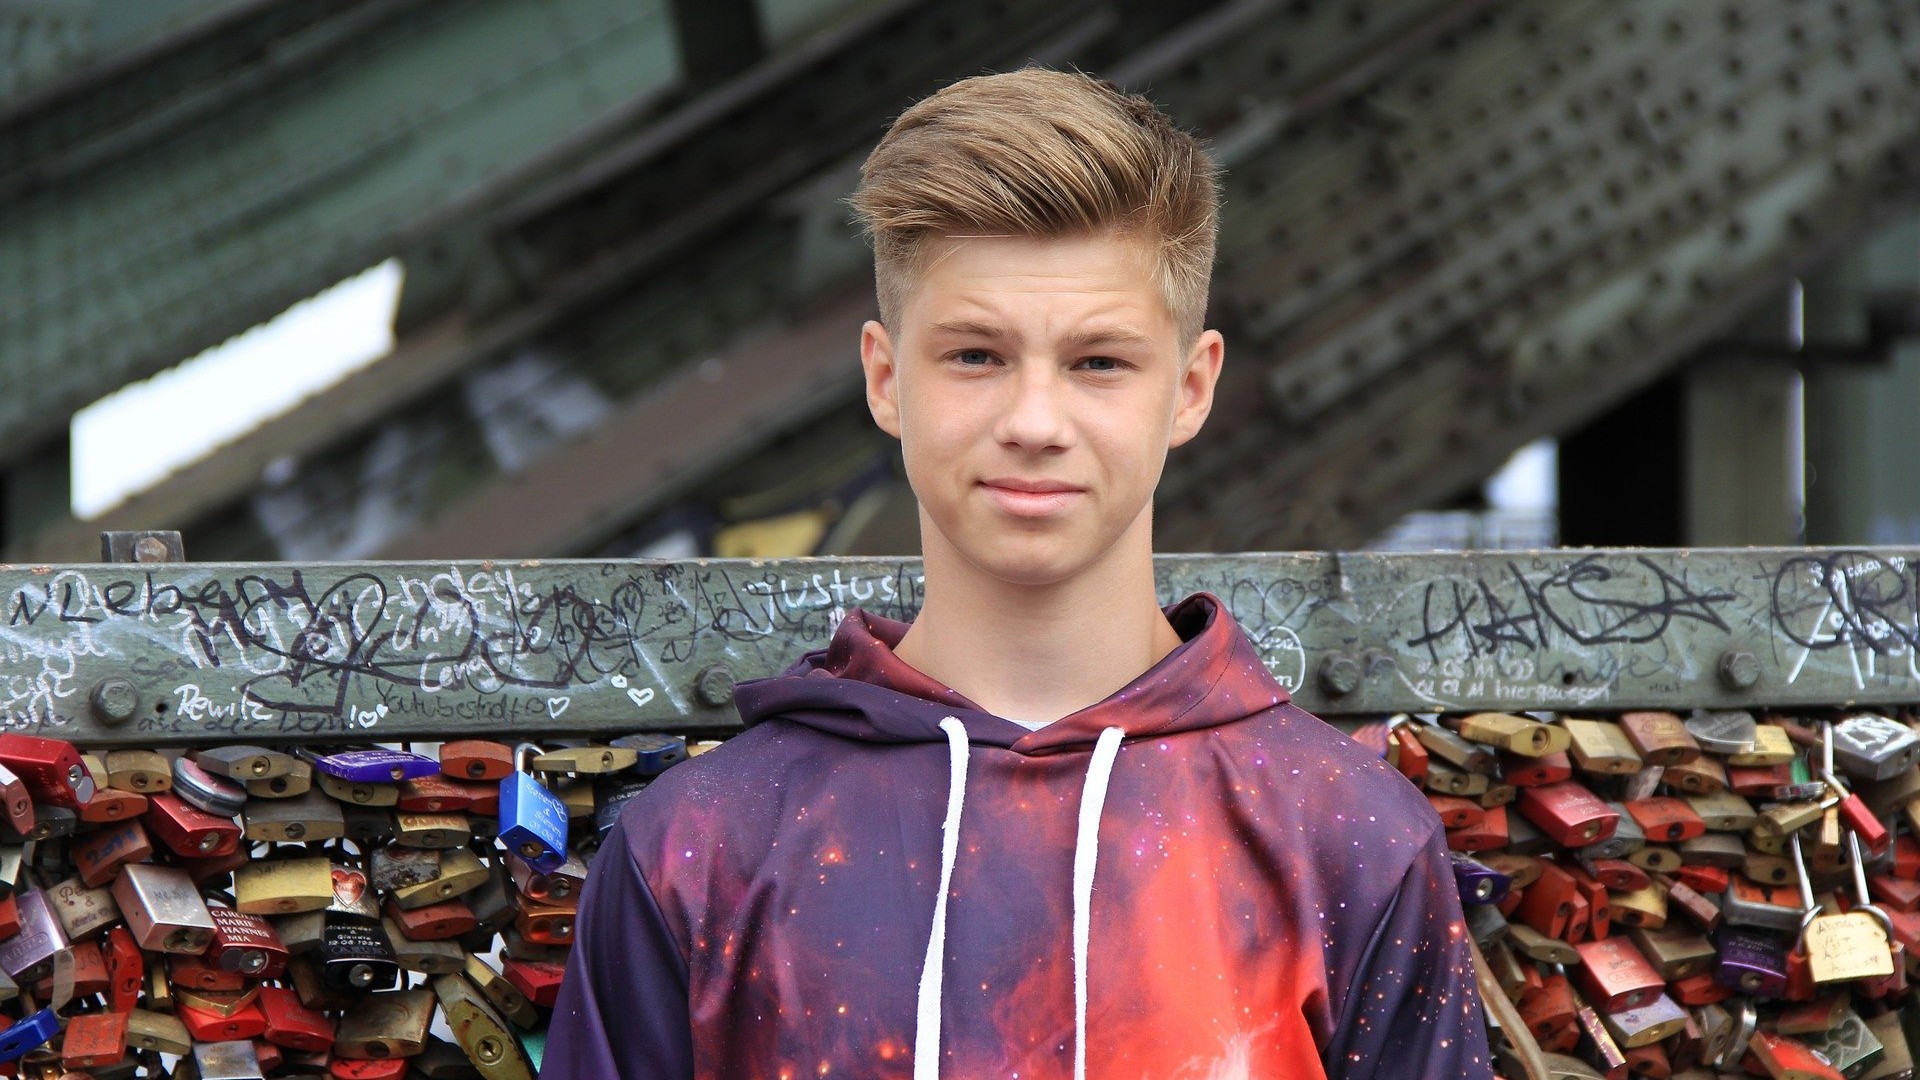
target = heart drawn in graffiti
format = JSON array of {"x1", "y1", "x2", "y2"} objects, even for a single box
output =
[
  {"x1": 627, "y1": 687, "x2": 654, "y2": 709},
  {"x1": 547, "y1": 697, "x2": 569, "y2": 718}
]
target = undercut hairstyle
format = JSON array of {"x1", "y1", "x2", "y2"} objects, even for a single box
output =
[{"x1": 850, "y1": 68, "x2": 1222, "y2": 346}]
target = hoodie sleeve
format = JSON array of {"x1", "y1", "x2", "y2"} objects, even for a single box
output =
[
  {"x1": 1320, "y1": 823, "x2": 1494, "y2": 1080},
  {"x1": 538, "y1": 814, "x2": 694, "y2": 1080}
]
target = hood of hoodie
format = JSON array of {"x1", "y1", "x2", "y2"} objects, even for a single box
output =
[{"x1": 730, "y1": 591, "x2": 1292, "y2": 754}]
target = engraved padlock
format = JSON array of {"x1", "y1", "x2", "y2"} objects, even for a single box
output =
[
  {"x1": 1831, "y1": 713, "x2": 1920, "y2": 781},
  {"x1": 1790, "y1": 829, "x2": 1895, "y2": 984},
  {"x1": 499, "y1": 744, "x2": 570, "y2": 875}
]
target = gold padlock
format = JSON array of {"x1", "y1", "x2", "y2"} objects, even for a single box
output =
[
  {"x1": 1424, "y1": 760, "x2": 1490, "y2": 797},
  {"x1": 246, "y1": 758, "x2": 313, "y2": 799},
  {"x1": 1685, "y1": 790, "x2": 1757, "y2": 832},
  {"x1": 317, "y1": 773, "x2": 399, "y2": 807},
  {"x1": 530, "y1": 745, "x2": 639, "y2": 775},
  {"x1": 335, "y1": 987, "x2": 436, "y2": 1059},
  {"x1": 434, "y1": 972, "x2": 536, "y2": 1080},
  {"x1": 1727, "y1": 724, "x2": 1796, "y2": 766},
  {"x1": 390, "y1": 847, "x2": 488, "y2": 911},
  {"x1": 242, "y1": 790, "x2": 346, "y2": 843},
  {"x1": 233, "y1": 856, "x2": 335, "y2": 915},
  {"x1": 466, "y1": 953, "x2": 539, "y2": 1028},
  {"x1": 104, "y1": 750, "x2": 172, "y2": 794},
  {"x1": 1561, "y1": 719, "x2": 1644, "y2": 775},
  {"x1": 1450, "y1": 713, "x2": 1570, "y2": 757},
  {"x1": 394, "y1": 812, "x2": 471, "y2": 849},
  {"x1": 1793, "y1": 831, "x2": 1895, "y2": 984},
  {"x1": 1607, "y1": 883, "x2": 1667, "y2": 930},
  {"x1": 125, "y1": 1009, "x2": 191, "y2": 1055}
]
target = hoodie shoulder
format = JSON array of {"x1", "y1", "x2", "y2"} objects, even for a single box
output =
[{"x1": 1251, "y1": 700, "x2": 1446, "y2": 856}]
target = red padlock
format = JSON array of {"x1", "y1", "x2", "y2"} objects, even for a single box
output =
[
  {"x1": 104, "y1": 926, "x2": 143, "y2": 1013},
  {"x1": 384, "y1": 897, "x2": 477, "y2": 941},
  {"x1": 1447, "y1": 806, "x2": 1509, "y2": 853},
  {"x1": 1572, "y1": 937, "x2": 1663, "y2": 1012},
  {"x1": 1517, "y1": 781, "x2": 1620, "y2": 849},
  {"x1": 60, "y1": 1010, "x2": 128, "y2": 1069},
  {"x1": 260, "y1": 984, "x2": 336, "y2": 1051},
  {"x1": 0, "y1": 734, "x2": 92, "y2": 808},
  {"x1": 143, "y1": 793, "x2": 240, "y2": 858},
  {"x1": 503, "y1": 958, "x2": 567, "y2": 1007},
  {"x1": 71, "y1": 818, "x2": 152, "y2": 888},
  {"x1": 178, "y1": 999, "x2": 268, "y2": 1042},
  {"x1": 1516, "y1": 862, "x2": 1581, "y2": 941},
  {"x1": 331, "y1": 1057, "x2": 409, "y2": 1080},
  {"x1": 1623, "y1": 797, "x2": 1706, "y2": 843},
  {"x1": 1500, "y1": 749, "x2": 1572, "y2": 788}
]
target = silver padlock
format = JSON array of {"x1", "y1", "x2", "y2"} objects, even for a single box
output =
[{"x1": 1830, "y1": 714, "x2": 1920, "y2": 782}]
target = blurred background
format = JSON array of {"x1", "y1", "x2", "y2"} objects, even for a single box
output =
[{"x1": 2, "y1": 0, "x2": 1916, "y2": 564}]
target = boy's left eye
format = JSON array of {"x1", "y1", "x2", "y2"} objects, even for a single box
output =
[{"x1": 1079, "y1": 357, "x2": 1121, "y2": 372}]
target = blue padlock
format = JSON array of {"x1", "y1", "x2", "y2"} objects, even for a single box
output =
[
  {"x1": 500, "y1": 745, "x2": 571, "y2": 875},
  {"x1": 0, "y1": 1008, "x2": 58, "y2": 1062}
]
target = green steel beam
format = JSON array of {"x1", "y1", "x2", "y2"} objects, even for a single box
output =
[
  {"x1": 0, "y1": 0, "x2": 687, "y2": 466},
  {"x1": 3, "y1": 548, "x2": 1918, "y2": 745}
]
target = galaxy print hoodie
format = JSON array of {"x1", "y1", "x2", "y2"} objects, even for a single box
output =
[{"x1": 542, "y1": 592, "x2": 1493, "y2": 1080}]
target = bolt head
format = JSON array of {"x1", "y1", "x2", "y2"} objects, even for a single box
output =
[
  {"x1": 1718, "y1": 650, "x2": 1761, "y2": 690},
  {"x1": 89, "y1": 678, "x2": 139, "y2": 725},
  {"x1": 695, "y1": 666, "x2": 736, "y2": 708},
  {"x1": 1318, "y1": 652, "x2": 1363, "y2": 697}
]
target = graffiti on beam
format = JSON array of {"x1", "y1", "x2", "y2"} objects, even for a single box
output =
[{"x1": 3, "y1": 551, "x2": 1919, "y2": 737}]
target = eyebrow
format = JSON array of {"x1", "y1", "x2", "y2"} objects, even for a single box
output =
[{"x1": 927, "y1": 320, "x2": 1155, "y2": 350}]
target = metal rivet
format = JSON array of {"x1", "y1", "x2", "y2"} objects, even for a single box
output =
[
  {"x1": 88, "y1": 678, "x2": 138, "y2": 726},
  {"x1": 1318, "y1": 652, "x2": 1363, "y2": 697},
  {"x1": 695, "y1": 666, "x2": 736, "y2": 708}
]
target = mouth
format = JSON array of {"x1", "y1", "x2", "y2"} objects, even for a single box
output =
[{"x1": 979, "y1": 480, "x2": 1084, "y2": 518}]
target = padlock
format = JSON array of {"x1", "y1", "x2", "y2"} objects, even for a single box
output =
[
  {"x1": 440, "y1": 740, "x2": 518, "y2": 782},
  {"x1": 0, "y1": 1008, "x2": 58, "y2": 1063},
  {"x1": 144, "y1": 792, "x2": 241, "y2": 857},
  {"x1": 1628, "y1": 923, "x2": 1715, "y2": 979},
  {"x1": 1684, "y1": 789, "x2": 1758, "y2": 833},
  {"x1": 1729, "y1": 723, "x2": 1796, "y2": 767},
  {"x1": 258, "y1": 983, "x2": 337, "y2": 1051},
  {"x1": 71, "y1": 824, "x2": 148, "y2": 897},
  {"x1": 433, "y1": 972, "x2": 536, "y2": 1080},
  {"x1": 194, "y1": 745, "x2": 297, "y2": 782},
  {"x1": 171, "y1": 756, "x2": 248, "y2": 817},
  {"x1": 1662, "y1": 755, "x2": 1728, "y2": 795},
  {"x1": 0, "y1": 735, "x2": 94, "y2": 808},
  {"x1": 1624, "y1": 797, "x2": 1707, "y2": 843},
  {"x1": 1410, "y1": 719, "x2": 1498, "y2": 774},
  {"x1": 552, "y1": 775, "x2": 595, "y2": 818},
  {"x1": 112, "y1": 863, "x2": 215, "y2": 953},
  {"x1": 0, "y1": 889, "x2": 65, "y2": 981},
  {"x1": 1681, "y1": 707, "x2": 1758, "y2": 749},
  {"x1": 1447, "y1": 806, "x2": 1509, "y2": 852},
  {"x1": 242, "y1": 790, "x2": 345, "y2": 843},
  {"x1": 1517, "y1": 861, "x2": 1583, "y2": 941},
  {"x1": 531, "y1": 744, "x2": 640, "y2": 775},
  {"x1": 287, "y1": 951, "x2": 356, "y2": 1012},
  {"x1": 104, "y1": 749, "x2": 172, "y2": 794},
  {"x1": 371, "y1": 844, "x2": 441, "y2": 892},
  {"x1": 514, "y1": 897, "x2": 577, "y2": 946},
  {"x1": 60, "y1": 1010, "x2": 127, "y2": 1069},
  {"x1": 1562, "y1": 719, "x2": 1644, "y2": 775},
  {"x1": 1424, "y1": 760, "x2": 1489, "y2": 797},
  {"x1": 335, "y1": 1057, "x2": 410, "y2": 1080},
  {"x1": 1671, "y1": 863, "x2": 1727, "y2": 895},
  {"x1": 245, "y1": 758, "x2": 312, "y2": 799},
  {"x1": 398, "y1": 774, "x2": 490, "y2": 813},
  {"x1": 1598, "y1": 991, "x2": 1687, "y2": 1048},
  {"x1": 1499, "y1": 748, "x2": 1571, "y2": 788},
  {"x1": 234, "y1": 856, "x2": 335, "y2": 915},
  {"x1": 1830, "y1": 714, "x2": 1920, "y2": 781},
  {"x1": 1693, "y1": 1000, "x2": 1739, "y2": 1069},
  {"x1": 304, "y1": 747, "x2": 439, "y2": 785},
  {"x1": 207, "y1": 906, "x2": 287, "y2": 979},
  {"x1": 178, "y1": 998, "x2": 268, "y2": 1042},
  {"x1": 1385, "y1": 721, "x2": 1430, "y2": 786},
  {"x1": 1715, "y1": 924, "x2": 1792, "y2": 997},
  {"x1": 1585, "y1": 802, "x2": 1644, "y2": 861},
  {"x1": 1863, "y1": 1009, "x2": 1912, "y2": 1079},
  {"x1": 1743, "y1": 852, "x2": 1796, "y2": 886},
  {"x1": 1870, "y1": 871, "x2": 1920, "y2": 910},
  {"x1": 1621, "y1": 764, "x2": 1664, "y2": 804},
  {"x1": 1428, "y1": 794, "x2": 1484, "y2": 829},
  {"x1": 466, "y1": 954, "x2": 539, "y2": 1029},
  {"x1": 499, "y1": 746, "x2": 570, "y2": 876},
  {"x1": 1730, "y1": 761, "x2": 1796, "y2": 797},
  {"x1": 318, "y1": 919, "x2": 399, "y2": 992},
  {"x1": 609, "y1": 732, "x2": 690, "y2": 775},
  {"x1": 1669, "y1": 969, "x2": 1731, "y2": 1006},
  {"x1": 1617, "y1": 711, "x2": 1701, "y2": 766},
  {"x1": 104, "y1": 924, "x2": 142, "y2": 1011},
  {"x1": 1820, "y1": 724, "x2": 1892, "y2": 855},
  {"x1": 395, "y1": 811, "x2": 471, "y2": 849},
  {"x1": 1573, "y1": 854, "x2": 1645, "y2": 893},
  {"x1": 1569, "y1": 989, "x2": 1629, "y2": 1078},
  {"x1": 507, "y1": 851, "x2": 588, "y2": 904},
  {"x1": 1796, "y1": 1005, "x2": 1885, "y2": 1076},
  {"x1": 334, "y1": 987, "x2": 435, "y2": 1059},
  {"x1": 1517, "y1": 781, "x2": 1620, "y2": 848},
  {"x1": 1792, "y1": 830, "x2": 1895, "y2": 984},
  {"x1": 1747, "y1": 1029, "x2": 1847, "y2": 1080},
  {"x1": 1756, "y1": 799, "x2": 1829, "y2": 840},
  {"x1": 317, "y1": 772, "x2": 400, "y2": 808},
  {"x1": 47, "y1": 874, "x2": 121, "y2": 941},
  {"x1": 1725, "y1": 876, "x2": 1809, "y2": 932},
  {"x1": 1572, "y1": 936, "x2": 1664, "y2": 1011},
  {"x1": 1679, "y1": 831, "x2": 1745, "y2": 869},
  {"x1": 78, "y1": 785, "x2": 148, "y2": 823},
  {"x1": 171, "y1": 949, "x2": 248, "y2": 992},
  {"x1": 1507, "y1": 922, "x2": 1580, "y2": 965},
  {"x1": 1607, "y1": 882, "x2": 1667, "y2": 929},
  {"x1": 0, "y1": 803, "x2": 74, "y2": 843},
  {"x1": 384, "y1": 915, "x2": 466, "y2": 974},
  {"x1": 390, "y1": 847, "x2": 488, "y2": 910},
  {"x1": 176, "y1": 982, "x2": 260, "y2": 1016},
  {"x1": 502, "y1": 958, "x2": 565, "y2": 1008},
  {"x1": 384, "y1": 896, "x2": 475, "y2": 941},
  {"x1": 1446, "y1": 713, "x2": 1570, "y2": 757}
]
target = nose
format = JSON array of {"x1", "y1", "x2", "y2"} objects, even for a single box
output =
[{"x1": 993, "y1": 360, "x2": 1072, "y2": 451}]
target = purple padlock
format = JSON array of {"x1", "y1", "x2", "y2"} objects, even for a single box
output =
[
  {"x1": 306, "y1": 748, "x2": 438, "y2": 784},
  {"x1": 1713, "y1": 925, "x2": 1790, "y2": 999},
  {"x1": 1449, "y1": 851, "x2": 1510, "y2": 906}
]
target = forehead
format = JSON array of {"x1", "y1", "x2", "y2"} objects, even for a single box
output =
[{"x1": 900, "y1": 233, "x2": 1173, "y2": 337}]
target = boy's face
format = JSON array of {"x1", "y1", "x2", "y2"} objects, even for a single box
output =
[{"x1": 860, "y1": 232, "x2": 1223, "y2": 587}]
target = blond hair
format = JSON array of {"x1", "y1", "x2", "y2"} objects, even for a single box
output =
[{"x1": 850, "y1": 68, "x2": 1221, "y2": 345}]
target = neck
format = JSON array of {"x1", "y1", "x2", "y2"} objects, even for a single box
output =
[{"x1": 892, "y1": 510, "x2": 1185, "y2": 726}]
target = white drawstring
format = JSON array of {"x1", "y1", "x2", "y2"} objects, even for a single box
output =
[
  {"x1": 915, "y1": 717, "x2": 970, "y2": 1080},
  {"x1": 1073, "y1": 726, "x2": 1125, "y2": 1080},
  {"x1": 913, "y1": 720, "x2": 1126, "y2": 1080}
]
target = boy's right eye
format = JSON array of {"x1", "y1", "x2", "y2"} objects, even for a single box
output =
[{"x1": 953, "y1": 349, "x2": 995, "y2": 366}]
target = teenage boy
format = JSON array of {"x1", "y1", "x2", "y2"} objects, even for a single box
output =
[{"x1": 544, "y1": 68, "x2": 1491, "y2": 1079}]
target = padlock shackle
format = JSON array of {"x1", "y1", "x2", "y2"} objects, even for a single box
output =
[{"x1": 1847, "y1": 831, "x2": 1898, "y2": 938}]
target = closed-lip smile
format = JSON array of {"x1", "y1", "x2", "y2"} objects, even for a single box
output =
[{"x1": 981, "y1": 478, "x2": 1084, "y2": 493}]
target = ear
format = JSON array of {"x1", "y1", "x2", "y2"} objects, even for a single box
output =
[
  {"x1": 861, "y1": 320, "x2": 903, "y2": 439},
  {"x1": 1168, "y1": 328, "x2": 1224, "y2": 449}
]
